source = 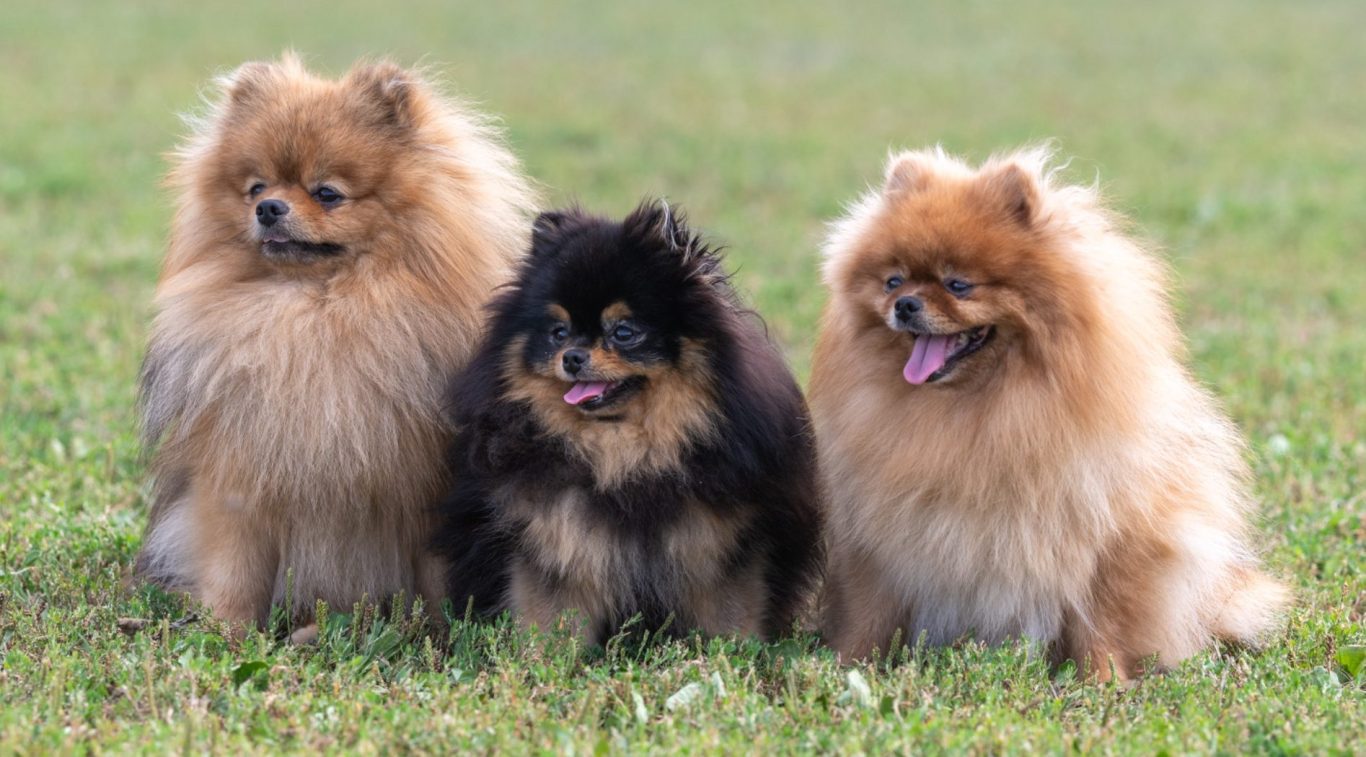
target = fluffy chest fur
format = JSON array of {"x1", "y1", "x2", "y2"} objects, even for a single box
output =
[
  {"x1": 816, "y1": 366, "x2": 1130, "y2": 645},
  {"x1": 136, "y1": 269, "x2": 477, "y2": 616},
  {"x1": 834, "y1": 466, "x2": 1104, "y2": 645},
  {"x1": 143, "y1": 274, "x2": 462, "y2": 510},
  {"x1": 134, "y1": 54, "x2": 538, "y2": 628},
  {"x1": 495, "y1": 476, "x2": 751, "y2": 598}
]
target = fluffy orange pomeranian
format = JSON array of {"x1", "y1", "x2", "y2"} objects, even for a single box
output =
[
  {"x1": 813, "y1": 146, "x2": 1288, "y2": 679},
  {"x1": 134, "y1": 54, "x2": 537, "y2": 634}
]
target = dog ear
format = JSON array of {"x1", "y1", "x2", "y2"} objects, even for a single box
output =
[
  {"x1": 346, "y1": 60, "x2": 421, "y2": 131},
  {"x1": 529, "y1": 210, "x2": 578, "y2": 258},
  {"x1": 657, "y1": 201, "x2": 691, "y2": 252},
  {"x1": 221, "y1": 59, "x2": 288, "y2": 113},
  {"x1": 623, "y1": 199, "x2": 725, "y2": 286},
  {"x1": 883, "y1": 152, "x2": 937, "y2": 196},
  {"x1": 623, "y1": 199, "x2": 692, "y2": 252},
  {"x1": 980, "y1": 162, "x2": 1040, "y2": 227},
  {"x1": 622, "y1": 200, "x2": 665, "y2": 245}
]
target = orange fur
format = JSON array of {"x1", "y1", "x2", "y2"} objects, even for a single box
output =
[
  {"x1": 135, "y1": 54, "x2": 537, "y2": 629},
  {"x1": 813, "y1": 146, "x2": 1288, "y2": 676}
]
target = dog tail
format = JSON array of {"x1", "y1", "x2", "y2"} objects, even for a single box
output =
[{"x1": 1213, "y1": 568, "x2": 1291, "y2": 648}]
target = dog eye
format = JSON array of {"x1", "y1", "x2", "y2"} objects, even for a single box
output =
[
  {"x1": 884, "y1": 275, "x2": 904, "y2": 293},
  {"x1": 313, "y1": 186, "x2": 344, "y2": 206},
  {"x1": 610, "y1": 324, "x2": 642, "y2": 344},
  {"x1": 248, "y1": 182, "x2": 266, "y2": 197},
  {"x1": 550, "y1": 324, "x2": 569, "y2": 344},
  {"x1": 945, "y1": 278, "x2": 974, "y2": 297}
]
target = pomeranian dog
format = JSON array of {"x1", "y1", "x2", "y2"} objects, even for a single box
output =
[
  {"x1": 433, "y1": 201, "x2": 823, "y2": 644},
  {"x1": 813, "y1": 146, "x2": 1288, "y2": 678},
  {"x1": 135, "y1": 54, "x2": 537, "y2": 635}
]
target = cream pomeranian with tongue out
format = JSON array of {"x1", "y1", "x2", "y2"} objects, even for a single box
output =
[{"x1": 811, "y1": 146, "x2": 1288, "y2": 679}]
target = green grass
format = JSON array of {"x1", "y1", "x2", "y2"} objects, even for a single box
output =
[{"x1": 2, "y1": 0, "x2": 1363, "y2": 752}]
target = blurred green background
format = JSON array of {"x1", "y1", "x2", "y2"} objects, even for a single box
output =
[{"x1": 1, "y1": 0, "x2": 1361, "y2": 752}]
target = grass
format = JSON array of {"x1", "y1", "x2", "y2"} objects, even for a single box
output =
[{"x1": 1, "y1": 0, "x2": 1362, "y2": 752}]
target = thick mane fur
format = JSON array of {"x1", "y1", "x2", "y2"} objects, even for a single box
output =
[
  {"x1": 136, "y1": 54, "x2": 538, "y2": 624},
  {"x1": 450, "y1": 203, "x2": 800, "y2": 493},
  {"x1": 814, "y1": 146, "x2": 1286, "y2": 674},
  {"x1": 818, "y1": 146, "x2": 1221, "y2": 525},
  {"x1": 436, "y1": 201, "x2": 822, "y2": 640}
]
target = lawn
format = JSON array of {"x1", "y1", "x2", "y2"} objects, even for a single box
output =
[{"x1": 1, "y1": 0, "x2": 1362, "y2": 752}]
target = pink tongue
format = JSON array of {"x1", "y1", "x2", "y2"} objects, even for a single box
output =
[
  {"x1": 563, "y1": 381, "x2": 610, "y2": 405},
  {"x1": 903, "y1": 334, "x2": 954, "y2": 385}
]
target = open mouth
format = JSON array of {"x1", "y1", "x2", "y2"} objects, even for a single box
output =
[
  {"x1": 562, "y1": 376, "x2": 646, "y2": 412},
  {"x1": 260, "y1": 233, "x2": 345, "y2": 258},
  {"x1": 903, "y1": 326, "x2": 994, "y2": 385}
]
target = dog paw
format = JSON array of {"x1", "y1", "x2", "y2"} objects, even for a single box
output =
[{"x1": 288, "y1": 623, "x2": 319, "y2": 645}]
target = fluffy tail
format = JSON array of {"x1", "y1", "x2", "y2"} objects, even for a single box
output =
[{"x1": 1213, "y1": 568, "x2": 1291, "y2": 647}]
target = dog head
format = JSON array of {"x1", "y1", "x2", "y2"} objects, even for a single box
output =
[
  {"x1": 488, "y1": 201, "x2": 730, "y2": 433},
  {"x1": 823, "y1": 147, "x2": 1096, "y2": 388},
  {"x1": 169, "y1": 54, "x2": 533, "y2": 284}
]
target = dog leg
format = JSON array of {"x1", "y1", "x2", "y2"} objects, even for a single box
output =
[
  {"x1": 822, "y1": 546, "x2": 907, "y2": 662},
  {"x1": 687, "y1": 561, "x2": 766, "y2": 639},
  {"x1": 288, "y1": 624, "x2": 320, "y2": 645},
  {"x1": 508, "y1": 560, "x2": 605, "y2": 645},
  {"x1": 414, "y1": 550, "x2": 450, "y2": 629},
  {"x1": 190, "y1": 492, "x2": 278, "y2": 634}
]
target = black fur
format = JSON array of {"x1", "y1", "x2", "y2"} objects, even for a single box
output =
[{"x1": 433, "y1": 200, "x2": 823, "y2": 641}]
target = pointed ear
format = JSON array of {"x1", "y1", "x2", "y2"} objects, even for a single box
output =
[
  {"x1": 980, "y1": 162, "x2": 1040, "y2": 226},
  {"x1": 622, "y1": 200, "x2": 665, "y2": 244},
  {"x1": 656, "y1": 201, "x2": 688, "y2": 251},
  {"x1": 622, "y1": 200, "x2": 690, "y2": 252},
  {"x1": 346, "y1": 61, "x2": 420, "y2": 130},
  {"x1": 883, "y1": 152, "x2": 936, "y2": 196},
  {"x1": 221, "y1": 60, "x2": 285, "y2": 112},
  {"x1": 622, "y1": 199, "x2": 723, "y2": 283},
  {"x1": 530, "y1": 210, "x2": 581, "y2": 258}
]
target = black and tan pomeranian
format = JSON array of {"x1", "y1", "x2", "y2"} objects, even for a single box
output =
[
  {"x1": 434, "y1": 201, "x2": 823, "y2": 644},
  {"x1": 135, "y1": 54, "x2": 536, "y2": 636}
]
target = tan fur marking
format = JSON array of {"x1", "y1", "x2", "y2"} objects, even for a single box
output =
[
  {"x1": 687, "y1": 559, "x2": 765, "y2": 638},
  {"x1": 601, "y1": 301, "x2": 634, "y2": 324},
  {"x1": 581, "y1": 348, "x2": 633, "y2": 379},
  {"x1": 663, "y1": 503, "x2": 749, "y2": 584},
  {"x1": 508, "y1": 560, "x2": 610, "y2": 644},
  {"x1": 547, "y1": 304, "x2": 570, "y2": 323},
  {"x1": 505, "y1": 338, "x2": 719, "y2": 489},
  {"x1": 502, "y1": 487, "x2": 623, "y2": 590},
  {"x1": 504, "y1": 489, "x2": 761, "y2": 642}
]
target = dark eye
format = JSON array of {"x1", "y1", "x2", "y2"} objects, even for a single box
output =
[
  {"x1": 611, "y1": 323, "x2": 642, "y2": 345},
  {"x1": 945, "y1": 278, "x2": 974, "y2": 297},
  {"x1": 313, "y1": 186, "x2": 344, "y2": 206},
  {"x1": 550, "y1": 324, "x2": 569, "y2": 344},
  {"x1": 248, "y1": 182, "x2": 266, "y2": 197},
  {"x1": 885, "y1": 275, "x2": 904, "y2": 293}
]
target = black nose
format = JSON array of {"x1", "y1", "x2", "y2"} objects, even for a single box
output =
[
  {"x1": 255, "y1": 199, "x2": 290, "y2": 227},
  {"x1": 562, "y1": 348, "x2": 589, "y2": 375},
  {"x1": 894, "y1": 296, "x2": 924, "y2": 321}
]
